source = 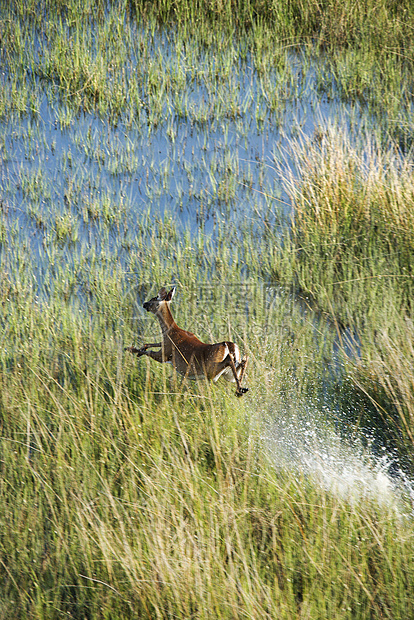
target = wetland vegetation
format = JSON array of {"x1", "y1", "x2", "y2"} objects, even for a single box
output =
[{"x1": 1, "y1": 0, "x2": 414, "y2": 618}]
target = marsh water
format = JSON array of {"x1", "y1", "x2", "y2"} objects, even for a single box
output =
[
  {"x1": 2, "y1": 42, "x2": 368, "y2": 252},
  {"x1": 2, "y1": 28, "x2": 413, "y2": 511}
]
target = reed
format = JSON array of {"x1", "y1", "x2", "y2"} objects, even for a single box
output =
[
  {"x1": 1, "y1": 192, "x2": 414, "y2": 618},
  {"x1": 1, "y1": 278, "x2": 414, "y2": 618},
  {"x1": 273, "y1": 125, "x2": 414, "y2": 455}
]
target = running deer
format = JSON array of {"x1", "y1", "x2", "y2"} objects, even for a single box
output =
[{"x1": 125, "y1": 286, "x2": 248, "y2": 397}]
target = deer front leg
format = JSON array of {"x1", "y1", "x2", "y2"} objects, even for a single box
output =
[
  {"x1": 142, "y1": 348, "x2": 168, "y2": 363},
  {"x1": 125, "y1": 343, "x2": 162, "y2": 356},
  {"x1": 126, "y1": 346, "x2": 170, "y2": 364},
  {"x1": 182, "y1": 353, "x2": 195, "y2": 382}
]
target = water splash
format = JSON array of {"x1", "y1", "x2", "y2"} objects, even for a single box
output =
[{"x1": 262, "y1": 400, "x2": 414, "y2": 514}]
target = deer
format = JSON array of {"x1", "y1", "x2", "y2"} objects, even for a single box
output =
[{"x1": 125, "y1": 286, "x2": 248, "y2": 397}]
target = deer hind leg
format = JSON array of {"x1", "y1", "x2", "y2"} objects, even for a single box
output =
[
  {"x1": 237, "y1": 355, "x2": 248, "y2": 385},
  {"x1": 227, "y1": 352, "x2": 249, "y2": 397},
  {"x1": 215, "y1": 342, "x2": 248, "y2": 397}
]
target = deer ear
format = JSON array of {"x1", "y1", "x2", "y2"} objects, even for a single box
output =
[
  {"x1": 157, "y1": 287, "x2": 168, "y2": 300},
  {"x1": 165, "y1": 286, "x2": 176, "y2": 302}
]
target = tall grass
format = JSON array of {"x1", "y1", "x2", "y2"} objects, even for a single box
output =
[
  {"x1": 272, "y1": 125, "x2": 414, "y2": 455},
  {"x1": 277, "y1": 128, "x2": 414, "y2": 318},
  {"x1": 1, "y1": 186, "x2": 413, "y2": 616},
  {"x1": 1, "y1": 266, "x2": 414, "y2": 618},
  {"x1": 1, "y1": 182, "x2": 414, "y2": 618}
]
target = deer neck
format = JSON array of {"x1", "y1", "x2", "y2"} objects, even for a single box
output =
[{"x1": 156, "y1": 304, "x2": 177, "y2": 337}]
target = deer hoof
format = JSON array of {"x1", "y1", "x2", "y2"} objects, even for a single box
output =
[{"x1": 236, "y1": 387, "x2": 248, "y2": 397}]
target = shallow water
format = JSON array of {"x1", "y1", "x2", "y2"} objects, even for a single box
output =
[{"x1": 1, "y1": 38, "x2": 366, "y2": 267}]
